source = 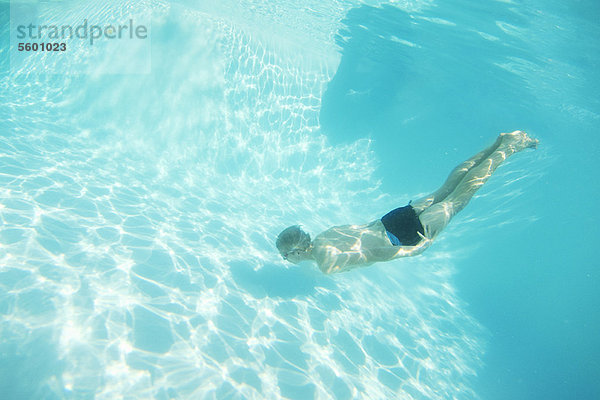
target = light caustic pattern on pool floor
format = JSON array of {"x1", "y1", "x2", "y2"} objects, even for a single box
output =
[{"x1": 1, "y1": 1, "x2": 483, "y2": 399}]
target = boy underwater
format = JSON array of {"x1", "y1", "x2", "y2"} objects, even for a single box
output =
[{"x1": 276, "y1": 131, "x2": 538, "y2": 274}]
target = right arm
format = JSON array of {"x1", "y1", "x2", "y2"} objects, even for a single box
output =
[{"x1": 367, "y1": 232, "x2": 433, "y2": 262}]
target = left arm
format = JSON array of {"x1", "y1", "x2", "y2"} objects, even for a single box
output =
[{"x1": 368, "y1": 234, "x2": 432, "y2": 261}]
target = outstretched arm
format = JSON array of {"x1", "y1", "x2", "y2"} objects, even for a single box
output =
[{"x1": 369, "y1": 232, "x2": 433, "y2": 261}]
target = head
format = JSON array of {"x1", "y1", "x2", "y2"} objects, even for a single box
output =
[{"x1": 276, "y1": 225, "x2": 312, "y2": 264}]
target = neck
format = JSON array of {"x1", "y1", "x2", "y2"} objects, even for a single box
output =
[
  {"x1": 299, "y1": 245, "x2": 314, "y2": 262},
  {"x1": 306, "y1": 244, "x2": 314, "y2": 258}
]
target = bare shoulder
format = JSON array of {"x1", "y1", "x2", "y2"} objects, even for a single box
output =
[{"x1": 310, "y1": 219, "x2": 394, "y2": 274}]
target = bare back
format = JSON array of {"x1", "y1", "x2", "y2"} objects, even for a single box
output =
[{"x1": 311, "y1": 220, "x2": 428, "y2": 274}]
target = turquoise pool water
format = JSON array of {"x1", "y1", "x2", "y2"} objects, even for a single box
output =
[{"x1": 1, "y1": 0, "x2": 598, "y2": 399}]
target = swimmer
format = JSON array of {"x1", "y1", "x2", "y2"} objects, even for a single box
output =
[{"x1": 276, "y1": 131, "x2": 538, "y2": 274}]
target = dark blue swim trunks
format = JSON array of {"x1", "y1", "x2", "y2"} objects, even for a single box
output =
[{"x1": 381, "y1": 205, "x2": 425, "y2": 246}]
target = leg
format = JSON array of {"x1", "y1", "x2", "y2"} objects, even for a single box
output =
[
  {"x1": 418, "y1": 131, "x2": 538, "y2": 239},
  {"x1": 443, "y1": 131, "x2": 537, "y2": 215},
  {"x1": 411, "y1": 135, "x2": 505, "y2": 214}
]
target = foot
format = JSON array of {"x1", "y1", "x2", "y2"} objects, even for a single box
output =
[{"x1": 500, "y1": 130, "x2": 539, "y2": 151}]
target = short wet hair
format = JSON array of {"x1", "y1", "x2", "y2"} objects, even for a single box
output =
[{"x1": 276, "y1": 225, "x2": 311, "y2": 257}]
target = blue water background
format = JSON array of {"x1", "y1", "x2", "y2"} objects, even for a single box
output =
[
  {"x1": 321, "y1": 1, "x2": 600, "y2": 399},
  {"x1": 0, "y1": 0, "x2": 599, "y2": 399}
]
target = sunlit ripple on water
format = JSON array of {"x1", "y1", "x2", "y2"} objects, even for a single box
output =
[{"x1": 1, "y1": 1, "x2": 485, "y2": 398}]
